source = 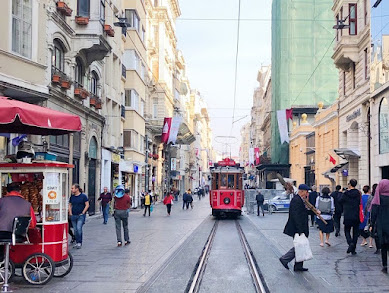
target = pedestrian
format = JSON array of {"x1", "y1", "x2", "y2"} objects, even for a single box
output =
[
  {"x1": 369, "y1": 183, "x2": 381, "y2": 254},
  {"x1": 186, "y1": 190, "x2": 193, "y2": 209},
  {"x1": 279, "y1": 184, "x2": 310, "y2": 272},
  {"x1": 163, "y1": 192, "x2": 174, "y2": 216},
  {"x1": 98, "y1": 186, "x2": 112, "y2": 225},
  {"x1": 360, "y1": 185, "x2": 373, "y2": 248},
  {"x1": 183, "y1": 190, "x2": 188, "y2": 209},
  {"x1": 256, "y1": 190, "x2": 265, "y2": 216},
  {"x1": 370, "y1": 179, "x2": 389, "y2": 273},
  {"x1": 339, "y1": 179, "x2": 360, "y2": 255},
  {"x1": 143, "y1": 190, "x2": 152, "y2": 217},
  {"x1": 0, "y1": 182, "x2": 37, "y2": 263},
  {"x1": 140, "y1": 190, "x2": 145, "y2": 208},
  {"x1": 113, "y1": 185, "x2": 131, "y2": 247},
  {"x1": 315, "y1": 187, "x2": 335, "y2": 247},
  {"x1": 331, "y1": 185, "x2": 343, "y2": 237},
  {"x1": 308, "y1": 185, "x2": 319, "y2": 227},
  {"x1": 69, "y1": 184, "x2": 89, "y2": 249},
  {"x1": 198, "y1": 187, "x2": 201, "y2": 201}
]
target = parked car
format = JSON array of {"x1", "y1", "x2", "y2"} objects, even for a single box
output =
[{"x1": 264, "y1": 193, "x2": 292, "y2": 213}]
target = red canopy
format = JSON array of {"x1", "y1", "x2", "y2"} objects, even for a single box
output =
[{"x1": 0, "y1": 97, "x2": 82, "y2": 135}]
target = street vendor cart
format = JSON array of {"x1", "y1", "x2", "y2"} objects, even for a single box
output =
[
  {"x1": 0, "y1": 162, "x2": 74, "y2": 284},
  {"x1": 0, "y1": 96, "x2": 82, "y2": 287}
]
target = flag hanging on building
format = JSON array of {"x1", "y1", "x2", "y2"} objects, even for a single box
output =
[
  {"x1": 167, "y1": 116, "x2": 182, "y2": 144},
  {"x1": 329, "y1": 154, "x2": 336, "y2": 165},
  {"x1": 254, "y1": 147, "x2": 260, "y2": 165},
  {"x1": 161, "y1": 118, "x2": 172, "y2": 144},
  {"x1": 277, "y1": 108, "x2": 293, "y2": 144},
  {"x1": 249, "y1": 148, "x2": 255, "y2": 165}
]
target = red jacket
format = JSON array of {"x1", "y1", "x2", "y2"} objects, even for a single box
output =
[{"x1": 163, "y1": 195, "x2": 174, "y2": 205}]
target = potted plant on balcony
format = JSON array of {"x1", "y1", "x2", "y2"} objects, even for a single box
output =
[
  {"x1": 104, "y1": 24, "x2": 115, "y2": 37},
  {"x1": 152, "y1": 154, "x2": 159, "y2": 160},
  {"x1": 75, "y1": 16, "x2": 89, "y2": 25},
  {"x1": 57, "y1": 1, "x2": 72, "y2": 16},
  {"x1": 52, "y1": 73, "x2": 61, "y2": 83},
  {"x1": 74, "y1": 86, "x2": 88, "y2": 99},
  {"x1": 95, "y1": 99, "x2": 102, "y2": 109},
  {"x1": 60, "y1": 79, "x2": 71, "y2": 89},
  {"x1": 90, "y1": 96, "x2": 97, "y2": 106}
]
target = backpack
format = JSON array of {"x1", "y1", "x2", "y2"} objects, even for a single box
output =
[{"x1": 318, "y1": 196, "x2": 332, "y2": 215}]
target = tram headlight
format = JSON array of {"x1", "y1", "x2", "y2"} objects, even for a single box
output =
[{"x1": 224, "y1": 197, "x2": 230, "y2": 204}]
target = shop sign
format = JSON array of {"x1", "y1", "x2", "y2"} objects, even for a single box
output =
[
  {"x1": 112, "y1": 153, "x2": 120, "y2": 163},
  {"x1": 134, "y1": 165, "x2": 139, "y2": 173},
  {"x1": 171, "y1": 158, "x2": 177, "y2": 171},
  {"x1": 45, "y1": 173, "x2": 60, "y2": 204},
  {"x1": 346, "y1": 108, "x2": 361, "y2": 122}
]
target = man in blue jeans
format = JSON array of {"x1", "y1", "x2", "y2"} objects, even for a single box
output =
[
  {"x1": 69, "y1": 184, "x2": 89, "y2": 249},
  {"x1": 98, "y1": 187, "x2": 112, "y2": 224}
]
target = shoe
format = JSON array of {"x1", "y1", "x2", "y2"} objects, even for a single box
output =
[
  {"x1": 257, "y1": 214, "x2": 259, "y2": 216},
  {"x1": 76, "y1": 243, "x2": 82, "y2": 249},
  {"x1": 335, "y1": 232, "x2": 339, "y2": 237},
  {"x1": 325, "y1": 241, "x2": 331, "y2": 247},
  {"x1": 143, "y1": 214, "x2": 145, "y2": 217},
  {"x1": 351, "y1": 251, "x2": 357, "y2": 255},
  {"x1": 369, "y1": 245, "x2": 374, "y2": 248},
  {"x1": 361, "y1": 242, "x2": 367, "y2": 246},
  {"x1": 382, "y1": 266, "x2": 388, "y2": 274},
  {"x1": 125, "y1": 241, "x2": 131, "y2": 245},
  {"x1": 70, "y1": 238, "x2": 76, "y2": 244},
  {"x1": 117, "y1": 242, "x2": 122, "y2": 247},
  {"x1": 320, "y1": 243, "x2": 324, "y2": 247},
  {"x1": 294, "y1": 267, "x2": 308, "y2": 272},
  {"x1": 347, "y1": 245, "x2": 352, "y2": 253},
  {"x1": 263, "y1": 213, "x2": 265, "y2": 217},
  {"x1": 279, "y1": 257, "x2": 289, "y2": 270},
  {"x1": 375, "y1": 249, "x2": 381, "y2": 254}
]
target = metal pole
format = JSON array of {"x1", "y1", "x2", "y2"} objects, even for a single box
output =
[{"x1": 145, "y1": 135, "x2": 149, "y2": 192}]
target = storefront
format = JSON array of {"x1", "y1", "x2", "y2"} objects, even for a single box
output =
[{"x1": 120, "y1": 159, "x2": 142, "y2": 208}]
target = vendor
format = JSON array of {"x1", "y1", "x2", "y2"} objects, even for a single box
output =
[{"x1": 0, "y1": 182, "x2": 37, "y2": 262}]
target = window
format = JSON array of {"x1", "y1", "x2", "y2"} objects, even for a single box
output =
[
  {"x1": 152, "y1": 98, "x2": 158, "y2": 118},
  {"x1": 154, "y1": 0, "x2": 158, "y2": 7},
  {"x1": 140, "y1": 99, "x2": 145, "y2": 117},
  {"x1": 52, "y1": 39, "x2": 65, "y2": 73},
  {"x1": 132, "y1": 131, "x2": 138, "y2": 150},
  {"x1": 364, "y1": 48, "x2": 368, "y2": 80},
  {"x1": 141, "y1": 26, "x2": 146, "y2": 42},
  {"x1": 123, "y1": 50, "x2": 140, "y2": 72},
  {"x1": 125, "y1": 89, "x2": 139, "y2": 111},
  {"x1": 12, "y1": 0, "x2": 32, "y2": 58},
  {"x1": 379, "y1": 98, "x2": 389, "y2": 154},
  {"x1": 140, "y1": 135, "x2": 145, "y2": 153},
  {"x1": 352, "y1": 62, "x2": 356, "y2": 89},
  {"x1": 75, "y1": 57, "x2": 84, "y2": 87},
  {"x1": 77, "y1": 0, "x2": 90, "y2": 17},
  {"x1": 49, "y1": 134, "x2": 69, "y2": 148},
  {"x1": 124, "y1": 131, "x2": 131, "y2": 147},
  {"x1": 349, "y1": 4, "x2": 357, "y2": 35},
  {"x1": 91, "y1": 71, "x2": 99, "y2": 95},
  {"x1": 343, "y1": 71, "x2": 346, "y2": 96},
  {"x1": 100, "y1": 0, "x2": 105, "y2": 22},
  {"x1": 141, "y1": 62, "x2": 146, "y2": 81},
  {"x1": 125, "y1": 9, "x2": 140, "y2": 32}
]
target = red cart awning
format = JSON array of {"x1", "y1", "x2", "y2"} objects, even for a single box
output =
[{"x1": 0, "y1": 97, "x2": 82, "y2": 135}]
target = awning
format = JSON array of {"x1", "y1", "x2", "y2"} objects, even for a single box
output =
[
  {"x1": 333, "y1": 148, "x2": 360, "y2": 159},
  {"x1": 0, "y1": 96, "x2": 82, "y2": 135},
  {"x1": 176, "y1": 122, "x2": 195, "y2": 145},
  {"x1": 323, "y1": 162, "x2": 349, "y2": 175}
]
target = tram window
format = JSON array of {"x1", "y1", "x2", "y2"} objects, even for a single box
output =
[
  {"x1": 214, "y1": 173, "x2": 219, "y2": 190},
  {"x1": 228, "y1": 174, "x2": 235, "y2": 189},
  {"x1": 221, "y1": 174, "x2": 227, "y2": 188}
]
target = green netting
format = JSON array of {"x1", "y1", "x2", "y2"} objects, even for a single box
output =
[{"x1": 271, "y1": 0, "x2": 338, "y2": 164}]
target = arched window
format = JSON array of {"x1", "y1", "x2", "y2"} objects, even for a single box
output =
[
  {"x1": 379, "y1": 97, "x2": 389, "y2": 154},
  {"x1": 75, "y1": 57, "x2": 84, "y2": 87},
  {"x1": 89, "y1": 137, "x2": 98, "y2": 159},
  {"x1": 90, "y1": 71, "x2": 99, "y2": 96},
  {"x1": 52, "y1": 39, "x2": 65, "y2": 73}
]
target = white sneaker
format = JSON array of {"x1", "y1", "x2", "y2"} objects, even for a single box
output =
[{"x1": 76, "y1": 243, "x2": 82, "y2": 249}]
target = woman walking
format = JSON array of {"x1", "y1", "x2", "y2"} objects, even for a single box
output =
[
  {"x1": 315, "y1": 187, "x2": 335, "y2": 247},
  {"x1": 369, "y1": 184, "x2": 381, "y2": 254},
  {"x1": 163, "y1": 192, "x2": 174, "y2": 216},
  {"x1": 360, "y1": 185, "x2": 373, "y2": 247},
  {"x1": 69, "y1": 184, "x2": 89, "y2": 249},
  {"x1": 370, "y1": 179, "x2": 389, "y2": 273}
]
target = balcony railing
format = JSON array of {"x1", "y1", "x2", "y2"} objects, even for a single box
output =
[
  {"x1": 121, "y1": 105, "x2": 125, "y2": 118},
  {"x1": 122, "y1": 64, "x2": 126, "y2": 79}
]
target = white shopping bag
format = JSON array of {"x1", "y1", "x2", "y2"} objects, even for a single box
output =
[{"x1": 293, "y1": 233, "x2": 313, "y2": 262}]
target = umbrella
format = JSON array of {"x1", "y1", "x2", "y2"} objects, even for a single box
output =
[{"x1": 0, "y1": 96, "x2": 82, "y2": 135}]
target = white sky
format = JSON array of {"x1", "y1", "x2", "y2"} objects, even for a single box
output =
[{"x1": 176, "y1": 0, "x2": 272, "y2": 157}]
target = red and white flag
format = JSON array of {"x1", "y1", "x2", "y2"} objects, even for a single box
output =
[
  {"x1": 161, "y1": 118, "x2": 172, "y2": 144},
  {"x1": 167, "y1": 116, "x2": 182, "y2": 144},
  {"x1": 329, "y1": 154, "x2": 336, "y2": 165},
  {"x1": 277, "y1": 108, "x2": 293, "y2": 144},
  {"x1": 254, "y1": 147, "x2": 260, "y2": 165}
]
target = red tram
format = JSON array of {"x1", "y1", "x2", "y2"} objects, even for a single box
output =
[{"x1": 209, "y1": 158, "x2": 244, "y2": 217}]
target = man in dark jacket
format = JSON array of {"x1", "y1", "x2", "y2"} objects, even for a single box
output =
[
  {"x1": 331, "y1": 185, "x2": 343, "y2": 237},
  {"x1": 279, "y1": 184, "x2": 310, "y2": 272},
  {"x1": 256, "y1": 191, "x2": 265, "y2": 217},
  {"x1": 308, "y1": 186, "x2": 319, "y2": 226},
  {"x1": 339, "y1": 179, "x2": 360, "y2": 255}
]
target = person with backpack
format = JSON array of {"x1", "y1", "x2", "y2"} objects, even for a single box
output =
[
  {"x1": 331, "y1": 185, "x2": 343, "y2": 237},
  {"x1": 113, "y1": 186, "x2": 131, "y2": 246},
  {"x1": 186, "y1": 190, "x2": 193, "y2": 209},
  {"x1": 315, "y1": 187, "x2": 335, "y2": 247},
  {"x1": 256, "y1": 191, "x2": 265, "y2": 217}
]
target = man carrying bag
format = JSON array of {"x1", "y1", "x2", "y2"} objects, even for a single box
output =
[{"x1": 279, "y1": 184, "x2": 311, "y2": 272}]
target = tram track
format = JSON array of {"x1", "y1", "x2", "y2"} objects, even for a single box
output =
[{"x1": 186, "y1": 219, "x2": 269, "y2": 293}]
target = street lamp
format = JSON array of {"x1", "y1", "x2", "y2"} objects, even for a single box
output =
[{"x1": 333, "y1": 19, "x2": 350, "y2": 30}]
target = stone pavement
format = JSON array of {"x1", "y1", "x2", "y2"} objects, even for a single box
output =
[
  {"x1": 9, "y1": 197, "x2": 212, "y2": 293},
  {"x1": 244, "y1": 210, "x2": 389, "y2": 293}
]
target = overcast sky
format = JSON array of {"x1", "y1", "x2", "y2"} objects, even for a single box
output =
[{"x1": 176, "y1": 0, "x2": 272, "y2": 157}]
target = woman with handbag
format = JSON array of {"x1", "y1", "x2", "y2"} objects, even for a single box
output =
[
  {"x1": 315, "y1": 187, "x2": 335, "y2": 247},
  {"x1": 360, "y1": 185, "x2": 373, "y2": 247},
  {"x1": 163, "y1": 192, "x2": 174, "y2": 216}
]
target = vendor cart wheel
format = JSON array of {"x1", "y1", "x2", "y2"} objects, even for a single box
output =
[
  {"x1": 54, "y1": 252, "x2": 73, "y2": 278},
  {"x1": 0, "y1": 259, "x2": 15, "y2": 284},
  {"x1": 22, "y1": 253, "x2": 55, "y2": 285}
]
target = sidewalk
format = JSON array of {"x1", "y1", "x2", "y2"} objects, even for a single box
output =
[
  {"x1": 245, "y1": 211, "x2": 389, "y2": 292},
  {"x1": 11, "y1": 197, "x2": 212, "y2": 293}
]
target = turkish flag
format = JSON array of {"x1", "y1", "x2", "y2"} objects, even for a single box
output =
[
  {"x1": 286, "y1": 108, "x2": 293, "y2": 120},
  {"x1": 329, "y1": 154, "x2": 336, "y2": 165},
  {"x1": 254, "y1": 147, "x2": 260, "y2": 165},
  {"x1": 161, "y1": 118, "x2": 172, "y2": 144}
]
